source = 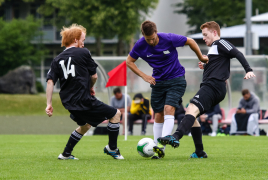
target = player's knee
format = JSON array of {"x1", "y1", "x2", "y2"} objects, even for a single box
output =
[
  {"x1": 110, "y1": 109, "x2": 121, "y2": 123},
  {"x1": 164, "y1": 105, "x2": 175, "y2": 115},
  {"x1": 185, "y1": 103, "x2": 200, "y2": 117},
  {"x1": 77, "y1": 124, "x2": 91, "y2": 134}
]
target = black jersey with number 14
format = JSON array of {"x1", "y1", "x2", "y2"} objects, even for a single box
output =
[
  {"x1": 203, "y1": 39, "x2": 252, "y2": 82},
  {"x1": 47, "y1": 47, "x2": 98, "y2": 110}
]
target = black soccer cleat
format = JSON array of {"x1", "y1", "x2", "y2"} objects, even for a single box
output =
[
  {"x1": 157, "y1": 135, "x2": 180, "y2": 148},
  {"x1": 153, "y1": 144, "x2": 165, "y2": 158}
]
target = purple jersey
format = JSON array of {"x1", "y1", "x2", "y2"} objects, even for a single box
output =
[{"x1": 129, "y1": 33, "x2": 187, "y2": 81}]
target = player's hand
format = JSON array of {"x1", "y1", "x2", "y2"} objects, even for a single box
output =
[
  {"x1": 199, "y1": 55, "x2": 209, "y2": 63},
  {"x1": 198, "y1": 62, "x2": 204, "y2": 69},
  {"x1": 90, "y1": 87, "x2": 96, "y2": 96},
  {"x1": 244, "y1": 71, "x2": 255, "y2": 79},
  {"x1": 240, "y1": 108, "x2": 246, "y2": 114},
  {"x1": 45, "y1": 104, "x2": 53, "y2": 117},
  {"x1": 142, "y1": 74, "x2": 156, "y2": 85}
]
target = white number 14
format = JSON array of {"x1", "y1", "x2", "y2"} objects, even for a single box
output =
[{"x1": 59, "y1": 57, "x2": 75, "y2": 79}]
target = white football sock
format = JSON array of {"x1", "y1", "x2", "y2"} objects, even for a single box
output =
[
  {"x1": 153, "y1": 122, "x2": 163, "y2": 145},
  {"x1": 162, "y1": 115, "x2": 175, "y2": 137}
]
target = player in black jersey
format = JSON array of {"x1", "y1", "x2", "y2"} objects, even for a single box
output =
[
  {"x1": 46, "y1": 24, "x2": 124, "y2": 160},
  {"x1": 158, "y1": 21, "x2": 255, "y2": 158}
]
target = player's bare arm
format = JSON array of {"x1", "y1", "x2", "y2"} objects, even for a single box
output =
[
  {"x1": 46, "y1": 79, "x2": 54, "y2": 117},
  {"x1": 90, "y1": 73, "x2": 98, "y2": 96},
  {"x1": 126, "y1": 55, "x2": 156, "y2": 85},
  {"x1": 185, "y1": 38, "x2": 208, "y2": 63}
]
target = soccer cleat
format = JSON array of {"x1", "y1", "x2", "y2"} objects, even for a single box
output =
[
  {"x1": 153, "y1": 143, "x2": 165, "y2": 158},
  {"x1": 190, "y1": 151, "x2": 208, "y2": 158},
  {"x1": 151, "y1": 153, "x2": 161, "y2": 159},
  {"x1": 58, "y1": 154, "x2": 79, "y2": 160},
  {"x1": 104, "y1": 145, "x2": 124, "y2": 159},
  {"x1": 157, "y1": 135, "x2": 180, "y2": 148}
]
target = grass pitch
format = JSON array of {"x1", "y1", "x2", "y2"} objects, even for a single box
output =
[{"x1": 0, "y1": 135, "x2": 267, "y2": 180}]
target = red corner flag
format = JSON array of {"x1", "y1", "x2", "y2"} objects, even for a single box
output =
[{"x1": 106, "y1": 61, "x2": 127, "y2": 87}]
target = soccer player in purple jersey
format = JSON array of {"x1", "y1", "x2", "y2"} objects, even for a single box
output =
[
  {"x1": 126, "y1": 20, "x2": 208, "y2": 159},
  {"x1": 158, "y1": 21, "x2": 255, "y2": 158}
]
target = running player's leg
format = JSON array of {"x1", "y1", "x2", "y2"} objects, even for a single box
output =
[
  {"x1": 59, "y1": 123, "x2": 91, "y2": 160},
  {"x1": 163, "y1": 76, "x2": 186, "y2": 138},
  {"x1": 190, "y1": 117, "x2": 207, "y2": 158},
  {"x1": 152, "y1": 111, "x2": 165, "y2": 159},
  {"x1": 157, "y1": 103, "x2": 199, "y2": 148},
  {"x1": 150, "y1": 82, "x2": 166, "y2": 159},
  {"x1": 104, "y1": 109, "x2": 124, "y2": 159}
]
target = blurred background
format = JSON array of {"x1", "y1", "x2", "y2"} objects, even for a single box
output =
[{"x1": 0, "y1": 0, "x2": 268, "y2": 134}]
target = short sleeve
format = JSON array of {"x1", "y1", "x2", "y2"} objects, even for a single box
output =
[
  {"x1": 46, "y1": 60, "x2": 59, "y2": 85},
  {"x1": 85, "y1": 50, "x2": 98, "y2": 75},
  {"x1": 129, "y1": 42, "x2": 140, "y2": 59},
  {"x1": 170, "y1": 33, "x2": 187, "y2": 48},
  {"x1": 218, "y1": 39, "x2": 239, "y2": 58}
]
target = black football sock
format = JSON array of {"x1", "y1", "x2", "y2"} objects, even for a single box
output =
[
  {"x1": 173, "y1": 114, "x2": 196, "y2": 140},
  {"x1": 191, "y1": 127, "x2": 204, "y2": 155},
  {"x1": 107, "y1": 122, "x2": 120, "y2": 150},
  {"x1": 62, "y1": 130, "x2": 83, "y2": 157}
]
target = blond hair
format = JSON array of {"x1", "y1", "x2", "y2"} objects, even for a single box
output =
[
  {"x1": 200, "y1": 21, "x2": 221, "y2": 37},
  {"x1": 60, "y1": 24, "x2": 86, "y2": 47}
]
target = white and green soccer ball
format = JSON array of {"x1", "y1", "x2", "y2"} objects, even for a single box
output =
[{"x1": 137, "y1": 138, "x2": 155, "y2": 157}]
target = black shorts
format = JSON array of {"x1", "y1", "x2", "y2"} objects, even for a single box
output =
[
  {"x1": 190, "y1": 79, "x2": 226, "y2": 115},
  {"x1": 69, "y1": 100, "x2": 117, "y2": 127},
  {"x1": 150, "y1": 76, "x2": 186, "y2": 113}
]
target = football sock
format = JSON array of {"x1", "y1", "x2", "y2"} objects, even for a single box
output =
[
  {"x1": 107, "y1": 122, "x2": 120, "y2": 150},
  {"x1": 162, "y1": 115, "x2": 175, "y2": 137},
  {"x1": 63, "y1": 130, "x2": 83, "y2": 157},
  {"x1": 173, "y1": 114, "x2": 196, "y2": 140},
  {"x1": 153, "y1": 122, "x2": 163, "y2": 145},
  {"x1": 191, "y1": 127, "x2": 204, "y2": 155}
]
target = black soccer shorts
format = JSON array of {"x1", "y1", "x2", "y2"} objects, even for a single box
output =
[
  {"x1": 190, "y1": 79, "x2": 226, "y2": 115},
  {"x1": 69, "y1": 100, "x2": 117, "y2": 127},
  {"x1": 150, "y1": 76, "x2": 186, "y2": 113}
]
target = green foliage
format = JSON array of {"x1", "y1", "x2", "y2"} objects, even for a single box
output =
[
  {"x1": 38, "y1": 0, "x2": 158, "y2": 55},
  {"x1": 0, "y1": 135, "x2": 267, "y2": 179},
  {"x1": 36, "y1": 81, "x2": 45, "y2": 93},
  {"x1": 175, "y1": 0, "x2": 268, "y2": 34},
  {"x1": 0, "y1": 16, "x2": 46, "y2": 76}
]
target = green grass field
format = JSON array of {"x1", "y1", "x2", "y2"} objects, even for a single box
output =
[
  {"x1": 0, "y1": 92, "x2": 261, "y2": 117},
  {"x1": 0, "y1": 135, "x2": 267, "y2": 180}
]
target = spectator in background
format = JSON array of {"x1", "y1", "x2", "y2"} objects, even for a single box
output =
[
  {"x1": 199, "y1": 104, "x2": 222, "y2": 136},
  {"x1": 128, "y1": 93, "x2": 152, "y2": 135},
  {"x1": 230, "y1": 89, "x2": 260, "y2": 136},
  {"x1": 110, "y1": 87, "x2": 131, "y2": 135}
]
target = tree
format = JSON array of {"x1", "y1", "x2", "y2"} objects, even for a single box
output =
[
  {"x1": 174, "y1": 0, "x2": 268, "y2": 34},
  {"x1": 109, "y1": 0, "x2": 158, "y2": 55},
  {"x1": 0, "y1": 16, "x2": 45, "y2": 76},
  {"x1": 38, "y1": 0, "x2": 158, "y2": 55}
]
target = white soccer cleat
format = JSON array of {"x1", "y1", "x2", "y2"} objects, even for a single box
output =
[
  {"x1": 58, "y1": 154, "x2": 79, "y2": 160},
  {"x1": 104, "y1": 145, "x2": 124, "y2": 159},
  {"x1": 210, "y1": 132, "x2": 217, "y2": 137}
]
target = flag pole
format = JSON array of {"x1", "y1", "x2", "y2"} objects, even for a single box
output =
[{"x1": 124, "y1": 85, "x2": 127, "y2": 141}]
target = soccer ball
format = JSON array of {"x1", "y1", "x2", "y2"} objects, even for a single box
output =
[{"x1": 137, "y1": 138, "x2": 155, "y2": 157}]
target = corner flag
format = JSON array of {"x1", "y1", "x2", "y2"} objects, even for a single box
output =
[{"x1": 106, "y1": 61, "x2": 127, "y2": 87}]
